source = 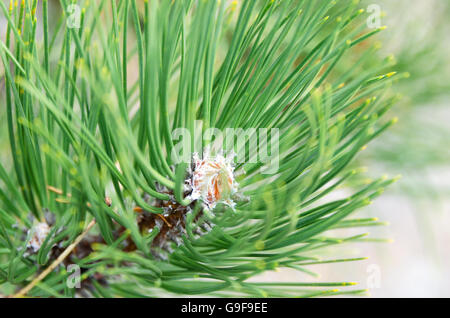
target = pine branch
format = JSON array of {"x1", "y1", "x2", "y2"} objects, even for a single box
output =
[
  {"x1": 11, "y1": 220, "x2": 96, "y2": 298},
  {"x1": 0, "y1": 0, "x2": 400, "y2": 298}
]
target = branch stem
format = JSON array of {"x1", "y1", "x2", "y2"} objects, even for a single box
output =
[{"x1": 12, "y1": 220, "x2": 96, "y2": 298}]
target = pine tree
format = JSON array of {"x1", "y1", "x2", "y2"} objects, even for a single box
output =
[{"x1": 0, "y1": 0, "x2": 401, "y2": 297}]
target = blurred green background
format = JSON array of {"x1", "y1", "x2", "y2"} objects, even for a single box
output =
[{"x1": 358, "y1": 0, "x2": 450, "y2": 297}]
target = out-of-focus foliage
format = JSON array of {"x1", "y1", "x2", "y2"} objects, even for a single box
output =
[{"x1": 358, "y1": 0, "x2": 450, "y2": 175}]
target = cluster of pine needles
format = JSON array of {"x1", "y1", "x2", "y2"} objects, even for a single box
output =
[{"x1": 0, "y1": 0, "x2": 404, "y2": 297}]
